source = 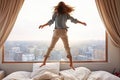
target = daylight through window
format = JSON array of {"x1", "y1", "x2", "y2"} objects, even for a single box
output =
[{"x1": 3, "y1": 0, "x2": 107, "y2": 62}]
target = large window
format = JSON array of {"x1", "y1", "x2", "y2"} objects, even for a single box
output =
[{"x1": 3, "y1": 0, "x2": 107, "y2": 62}]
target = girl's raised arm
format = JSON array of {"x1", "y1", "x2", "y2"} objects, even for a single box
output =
[{"x1": 39, "y1": 23, "x2": 49, "y2": 29}]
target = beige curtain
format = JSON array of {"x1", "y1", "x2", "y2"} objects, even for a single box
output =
[
  {"x1": 0, "y1": 0, "x2": 24, "y2": 48},
  {"x1": 95, "y1": 0, "x2": 120, "y2": 48}
]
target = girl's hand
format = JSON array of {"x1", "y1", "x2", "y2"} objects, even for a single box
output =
[
  {"x1": 39, "y1": 23, "x2": 48, "y2": 29},
  {"x1": 39, "y1": 25, "x2": 44, "y2": 29},
  {"x1": 78, "y1": 21, "x2": 87, "y2": 26},
  {"x1": 82, "y1": 22, "x2": 87, "y2": 26}
]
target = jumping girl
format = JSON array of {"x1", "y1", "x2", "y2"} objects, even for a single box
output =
[{"x1": 39, "y1": 1, "x2": 87, "y2": 70}]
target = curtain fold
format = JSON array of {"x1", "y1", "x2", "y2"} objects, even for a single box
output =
[
  {"x1": 95, "y1": 0, "x2": 120, "y2": 48},
  {"x1": 0, "y1": 0, "x2": 24, "y2": 48}
]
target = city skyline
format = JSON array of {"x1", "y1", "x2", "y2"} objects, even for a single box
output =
[{"x1": 4, "y1": 40, "x2": 106, "y2": 62}]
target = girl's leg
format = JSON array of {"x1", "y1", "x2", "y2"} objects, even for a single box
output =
[
  {"x1": 61, "y1": 30, "x2": 75, "y2": 70},
  {"x1": 40, "y1": 30, "x2": 59, "y2": 67},
  {"x1": 40, "y1": 55, "x2": 49, "y2": 67},
  {"x1": 67, "y1": 55, "x2": 75, "y2": 70}
]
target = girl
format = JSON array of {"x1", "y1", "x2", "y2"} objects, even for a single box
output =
[{"x1": 39, "y1": 1, "x2": 86, "y2": 70}]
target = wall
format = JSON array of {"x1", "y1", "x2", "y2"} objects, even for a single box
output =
[{"x1": 0, "y1": 37, "x2": 120, "y2": 75}]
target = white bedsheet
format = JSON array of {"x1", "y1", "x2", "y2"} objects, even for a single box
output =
[
  {"x1": 3, "y1": 70, "x2": 120, "y2": 80},
  {"x1": 2, "y1": 64, "x2": 120, "y2": 80},
  {"x1": 60, "y1": 67, "x2": 91, "y2": 80},
  {"x1": 87, "y1": 71, "x2": 120, "y2": 80},
  {"x1": 2, "y1": 71, "x2": 31, "y2": 80}
]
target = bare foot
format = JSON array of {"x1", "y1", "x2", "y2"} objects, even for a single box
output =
[
  {"x1": 70, "y1": 64, "x2": 75, "y2": 70},
  {"x1": 40, "y1": 63, "x2": 46, "y2": 67}
]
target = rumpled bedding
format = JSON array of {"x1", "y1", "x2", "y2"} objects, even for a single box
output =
[
  {"x1": 3, "y1": 71, "x2": 62, "y2": 80},
  {"x1": 2, "y1": 71, "x2": 32, "y2": 80},
  {"x1": 2, "y1": 63, "x2": 120, "y2": 80},
  {"x1": 60, "y1": 67, "x2": 91, "y2": 80},
  {"x1": 3, "y1": 69, "x2": 120, "y2": 80},
  {"x1": 87, "y1": 71, "x2": 120, "y2": 80}
]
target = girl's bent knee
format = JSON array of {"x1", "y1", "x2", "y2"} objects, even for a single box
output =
[{"x1": 66, "y1": 55, "x2": 72, "y2": 58}]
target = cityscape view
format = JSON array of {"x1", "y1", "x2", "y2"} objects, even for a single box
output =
[{"x1": 4, "y1": 40, "x2": 106, "y2": 62}]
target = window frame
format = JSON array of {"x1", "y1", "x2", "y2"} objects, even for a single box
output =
[{"x1": 2, "y1": 0, "x2": 108, "y2": 63}]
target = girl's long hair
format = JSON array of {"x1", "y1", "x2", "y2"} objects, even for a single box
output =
[{"x1": 54, "y1": 1, "x2": 74, "y2": 14}]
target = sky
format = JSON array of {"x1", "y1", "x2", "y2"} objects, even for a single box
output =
[{"x1": 7, "y1": 0, "x2": 105, "y2": 42}]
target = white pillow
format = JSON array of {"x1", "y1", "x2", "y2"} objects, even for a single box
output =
[
  {"x1": 31, "y1": 62, "x2": 60, "y2": 78},
  {"x1": 87, "y1": 71, "x2": 120, "y2": 80},
  {"x1": 60, "y1": 67, "x2": 91, "y2": 80}
]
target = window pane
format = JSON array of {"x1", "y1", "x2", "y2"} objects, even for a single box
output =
[{"x1": 4, "y1": 0, "x2": 106, "y2": 62}]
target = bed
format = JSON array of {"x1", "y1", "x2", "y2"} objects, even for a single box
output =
[{"x1": 2, "y1": 63, "x2": 120, "y2": 80}]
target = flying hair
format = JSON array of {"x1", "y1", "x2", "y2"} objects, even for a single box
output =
[{"x1": 54, "y1": 1, "x2": 74, "y2": 14}]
